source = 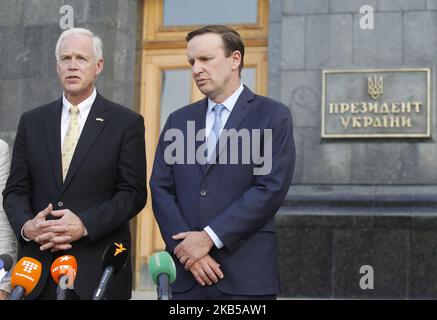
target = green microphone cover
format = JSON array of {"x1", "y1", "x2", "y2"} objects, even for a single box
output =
[{"x1": 148, "y1": 251, "x2": 176, "y2": 285}]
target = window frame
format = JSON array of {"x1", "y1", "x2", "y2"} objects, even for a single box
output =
[{"x1": 143, "y1": 0, "x2": 269, "y2": 49}]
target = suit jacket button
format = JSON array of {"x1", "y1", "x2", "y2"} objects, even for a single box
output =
[
  {"x1": 200, "y1": 190, "x2": 207, "y2": 196},
  {"x1": 58, "y1": 201, "x2": 63, "y2": 207}
]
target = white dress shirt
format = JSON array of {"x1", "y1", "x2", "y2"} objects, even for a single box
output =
[
  {"x1": 204, "y1": 83, "x2": 244, "y2": 249},
  {"x1": 61, "y1": 88, "x2": 96, "y2": 148}
]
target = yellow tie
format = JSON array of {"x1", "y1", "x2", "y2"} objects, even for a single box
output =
[{"x1": 62, "y1": 105, "x2": 80, "y2": 181}]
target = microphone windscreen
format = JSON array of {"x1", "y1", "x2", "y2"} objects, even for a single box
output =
[
  {"x1": 148, "y1": 251, "x2": 176, "y2": 285},
  {"x1": 102, "y1": 241, "x2": 129, "y2": 275},
  {"x1": 0, "y1": 254, "x2": 13, "y2": 271},
  {"x1": 50, "y1": 255, "x2": 77, "y2": 284},
  {"x1": 10, "y1": 257, "x2": 42, "y2": 295}
]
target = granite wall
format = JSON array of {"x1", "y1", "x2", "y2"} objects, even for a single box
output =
[
  {"x1": 0, "y1": 0, "x2": 140, "y2": 147},
  {"x1": 270, "y1": 0, "x2": 437, "y2": 185},
  {"x1": 272, "y1": 0, "x2": 437, "y2": 298}
]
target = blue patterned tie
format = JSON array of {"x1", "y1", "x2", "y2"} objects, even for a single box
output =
[{"x1": 207, "y1": 104, "x2": 225, "y2": 161}]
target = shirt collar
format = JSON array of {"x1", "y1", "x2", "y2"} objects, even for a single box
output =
[
  {"x1": 207, "y1": 83, "x2": 244, "y2": 113},
  {"x1": 62, "y1": 87, "x2": 97, "y2": 115}
]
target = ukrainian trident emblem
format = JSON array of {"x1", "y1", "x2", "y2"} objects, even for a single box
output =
[{"x1": 368, "y1": 75, "x2": 383, "y2": 100}]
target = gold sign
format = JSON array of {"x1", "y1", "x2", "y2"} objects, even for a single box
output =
[{"x1": 322, "y1": 68, "x2": 431, "y2": 138}]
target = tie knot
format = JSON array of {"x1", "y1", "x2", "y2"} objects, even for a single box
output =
[
  {"x1": 69, "y1": 105, "x2": 79, "y2": 115},
  {"x1": 213, "y1": 104, "x2": 225, "y2": 117}
]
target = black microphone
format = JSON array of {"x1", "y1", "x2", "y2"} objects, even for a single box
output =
[
  {"x1": 93, "y1": 241, "x2": 128, "y2": 300},
  {"x1": 0, "y1": 254, "x2": 13, "y2": 282}
]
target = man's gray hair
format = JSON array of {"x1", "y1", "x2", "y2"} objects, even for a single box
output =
[{"x1": 55, "y1": 28, "x2": 103, "y2": 62}]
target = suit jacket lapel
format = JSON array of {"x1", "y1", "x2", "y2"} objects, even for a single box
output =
[
  {"x1": 204, "y1": 86, "x2": 255, "y2": 175},
  {"x1": 44, "y1": 99, "x2": 63, "y2": 191},
  {"x1": 192, "y1": 99, "x2": 209, "y2": 174},
  {"x1": 62, "y1": 93, "x2": 109, "y2": 191}
]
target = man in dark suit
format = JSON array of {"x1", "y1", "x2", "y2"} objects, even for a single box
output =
[
  {"x1": 2, "y1": 28, "x2": 146, "y2": 300},
  {"x1": 150, "y1": 25, "x2": 295, "y2": 299}
]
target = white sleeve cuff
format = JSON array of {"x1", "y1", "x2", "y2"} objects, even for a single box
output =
[
  {"x1": 204, "y1": 226, "x2": 224, "y2": 249},
  {"x1": 0, "y1": 279, "x2": 11, "y2": 293},
  {"x1": 0, "y1": 270, "x2": 11, "y2": 293},
  {"x1": 20, "y1": 225, "x2": 32, "y2": 242}
]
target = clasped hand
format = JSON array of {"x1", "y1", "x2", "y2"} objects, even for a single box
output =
[
  {"x1": 23, "y1": 203, "x2": 86, "y2": 252},
  {"x1": 173, "y1": 231, "x2": 224, "y2": 286}
]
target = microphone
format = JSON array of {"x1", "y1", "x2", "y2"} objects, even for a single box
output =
[
  {"x1": 50, "y1": 255, "x2": 77, "y2": 300},
  {"x1": 148, "y1": 251, "x2": 176, "y2": 300},
  {"x1": 0, "y1": 254, "x2": 14, "y2": 282},
  {"x1": 9, "y1": 257, "x2": 42, "y2": 300},
  {"x1": 93, "y1": 241, "x2": 128, "y2": 300}
]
